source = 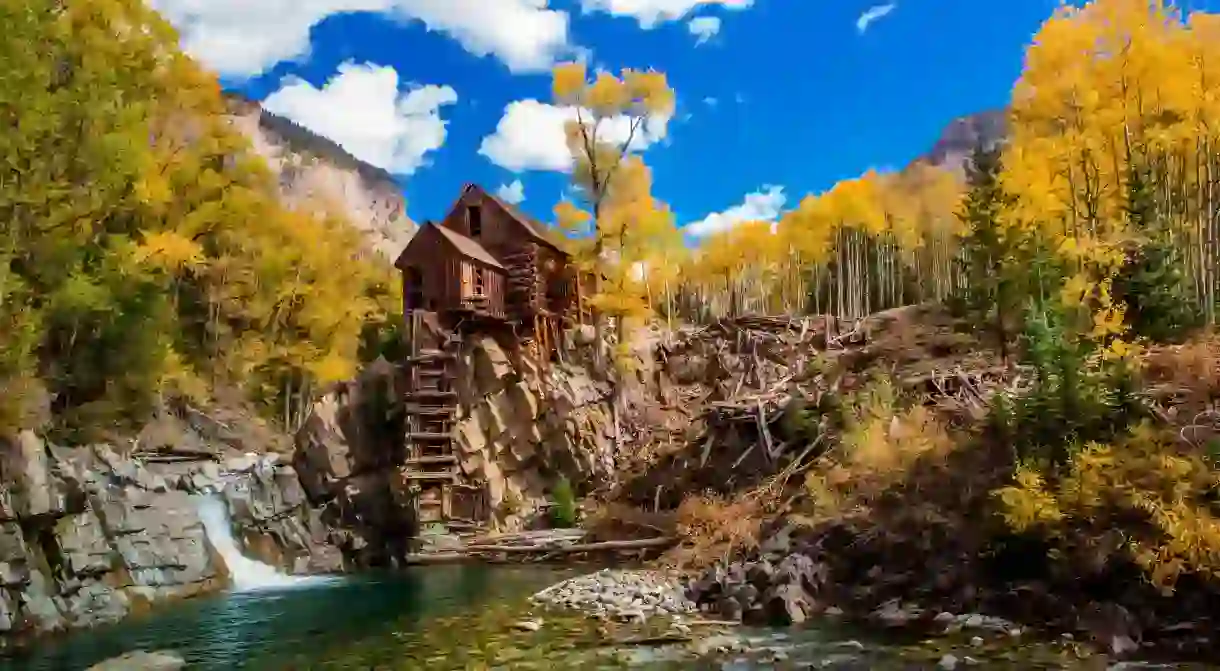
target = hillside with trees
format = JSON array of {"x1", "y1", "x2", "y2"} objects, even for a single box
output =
[
  {"x1": 544, "y1": 0, "x2": 1220, "y2": 658},
  {"x1": 0, "y1": 0, "x2": 403, "y2": 442}
]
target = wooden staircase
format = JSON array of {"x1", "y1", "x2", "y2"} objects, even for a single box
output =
[
  {"x1": 401, "y1": 310, "x2": 487, "y2": 530},
  {"x1": 402, "y1": 310, "x2": 461, "y2": 526}
]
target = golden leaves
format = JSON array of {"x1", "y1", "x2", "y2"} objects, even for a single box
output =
[
  {"x1": 551, "y1": 61, "x2": 587, "y2": 105},
  {"x1": 586, "y1": 72, "x2": 629, "y2": 116},
  {"x1": 135, "y1": 230, "x2": 205, "y2": 273}
]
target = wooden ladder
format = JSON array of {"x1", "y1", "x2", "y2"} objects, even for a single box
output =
[{"x1": 402, "y1": 311, "x2": 461, "y2": 527}]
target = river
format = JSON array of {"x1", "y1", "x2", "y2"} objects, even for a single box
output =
[
  {"x1": 0, "y1": 498, "x2": 1187, "y2": 669},
  {"x1": 0, "y1": 563, "x2": 1159, "y2": 670}
]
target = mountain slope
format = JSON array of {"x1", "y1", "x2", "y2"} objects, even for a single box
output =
[{"x1": 224, "y1": 93, "x2": 416, "y2": 261}]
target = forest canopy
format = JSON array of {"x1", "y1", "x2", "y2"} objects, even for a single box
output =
[
  {"x1": 5, "y1": 0, "x2": 1219, "y2": 446},
  {"x1": 0, "y1": 0, "x2": 401, "y2": 440},
  {"x1": 650, "y1": 0, "x2": 1220, "y2": 351}
]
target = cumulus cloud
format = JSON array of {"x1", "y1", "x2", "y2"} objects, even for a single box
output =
[
  {"x1": 856, "y1": 2, "x2": 896, "y2": 34},
  {"x1": 261, "y1": 62, "x2": 457, "y2": 175},
  {"x1": 687, "y1": 16, "x2": 721, "y2": 44},
  {"x1": 685, "y1": 186, "x2": 787, "y2": 237},
  {"x1": 496, "y1": 179, "x2": 526, "y2": 204},
  {"x1": 580, "y1": 0, "x2": 752, "y2": 27},
  {"x1": 478, "y1": 100, "x2": 670, "y2": 173},
  {"x1": 150, "y1": 0, "x2": 571, "y2": 78}
]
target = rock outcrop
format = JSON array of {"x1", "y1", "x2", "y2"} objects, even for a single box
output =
[
  {"x1": 452, "y1": 336, "x2": 618, "y2": 527},
  {"x1": 917, "y1": 109, "x2": 1008, "y2": 175},
  {"x1": 0, "y1": 430, "x2": 339, "y2": 649},
  {"x1": 292, "y1": 334, "x2": 628, "y2": 565}
]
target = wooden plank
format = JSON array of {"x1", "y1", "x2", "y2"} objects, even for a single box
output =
[
  {"x1": 406, "y1": 431, "x2": 453, "y2": 441},
  {"x1": 403, "y1": 472, "x2": 459, "y2": 482},
  {"x1": 405, "y1": 455, "x2": 458, "y2": 465},
  {"x1": 404, "y1": 390, "x2": 457, "y2": 399}
]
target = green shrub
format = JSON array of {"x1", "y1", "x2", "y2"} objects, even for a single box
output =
[
  {"x1": 1112, "y1": 238, "x2": 1202, "y2": 343},
  {"x1": 989, "y1": 298, "x2": 1143, "y2": 469},
  {"x1": 550, "y1": 476, "x2": 578, "y2": 528}
]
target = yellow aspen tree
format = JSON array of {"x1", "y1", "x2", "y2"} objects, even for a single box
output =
[{"x1": 551, "y1": 61, "x2": 675, "y2": 368}]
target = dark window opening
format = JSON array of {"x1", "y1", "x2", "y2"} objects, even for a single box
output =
[
  {"x1": 468, "y1": 205, "x2": 482, "y2": 237},
  {"x1": 405, "y1": 267, "x2": 424, "y2": 311},
  {"x1": 474, "y1": 267, "x2": 485, "y2": 296}
]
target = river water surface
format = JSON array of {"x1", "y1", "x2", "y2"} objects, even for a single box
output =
[{"x1": 0, "y1": 564, "x2": 1200, "y2": 670}]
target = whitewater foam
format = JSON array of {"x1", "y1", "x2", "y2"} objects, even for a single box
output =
[{"x1": 196, "y1": 494, "x2": 331, "y2": 592}]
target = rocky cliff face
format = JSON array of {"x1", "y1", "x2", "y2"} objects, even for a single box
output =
[
  {"x1": 451, "y1": 336, "x2": 618, "y2": 526},
  {"x1": 293, "y1": 334, "x2": 626, "y2": 566},
  {"x1": 224, "y1": 95, "x2": 415, "y2": 261},
  {"x1": 0, "y1": 328, "x2": 637, "y2": 644},
  {"x1": 0, "y1": 429, "x2": 340, "y2": 649}
]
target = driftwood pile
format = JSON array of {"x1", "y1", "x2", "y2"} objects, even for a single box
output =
[{"x1": 617, "y1": 305, "x2": 1013, "y2": 510}]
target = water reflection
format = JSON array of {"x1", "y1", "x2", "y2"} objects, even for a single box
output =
[{"x1": 1, "y1": 565, "x2": 557, "y2": 671}]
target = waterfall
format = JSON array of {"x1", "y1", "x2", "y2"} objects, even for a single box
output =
[{"x1": 196, "y1": 494, "x2": 320, "y2": 592}]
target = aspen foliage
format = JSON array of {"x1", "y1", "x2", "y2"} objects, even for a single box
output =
[
  {"x1": 550, "y1": 61, "x2": 678, "y2": 368},
  {"x1": 0, "y1": 0, "x2": 400, "y2": 438},
  {"x1": 678, "y1": 166, "x2": 966, "y2": 321},
  {"x1": 998, "y1": 423, "x2": 1220, "y2": 591},
  {"x1": 974, "y1": 0, "x2": 1220, "y2": 590},
  {"x1": 671, "y1": 0, "x2": 1220, "y2": 352}
]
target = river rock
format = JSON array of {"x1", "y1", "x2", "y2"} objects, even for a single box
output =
[
  {"x1": 86, "y1": 649, "x2": 186, "y2": 670},
  {"x1": 531, "y1": 569, "x2": 695, "y2": 622}
]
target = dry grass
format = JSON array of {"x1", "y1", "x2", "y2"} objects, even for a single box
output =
[
  {"x1": 1146, "y1": 335, "x2": 1220, "y2": 403},
  {"x1": 802, "y1": 378, "x2": 958, "y2": 521},
  {"x1": 664, "y1": 491, "x2": 770, "y2": 571}
]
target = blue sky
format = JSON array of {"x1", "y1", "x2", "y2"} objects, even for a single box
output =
[{"x1": 152, "y1": 0, "x2": 1080, "y2": 236}]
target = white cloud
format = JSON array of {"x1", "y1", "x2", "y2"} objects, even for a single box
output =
[
  {"x1": 703, "y1": 96, "x2": 718, "y2": 107},
  {"x1": 496, "y1": 179, "x2": 526, "y2": 204},
  {"x1": 687, "y1": 16, "x2": 721, "y2": 44},
  {"x1": 685, "y1": 185, "x2": 786, "y2": 237},
  {"x1": 580, "y1": 0, "x2": 751, "y2": 28},
  {"x1": 856, "y1": 2, "x2": 896, "y2": 34},
  {"x1": 261, "y1": 62, "x2": 457, "y2": 175},
  {"x1": 478, "y1": 99, "x2": 670, "y2": 173},
  {"x1": 150, "y1": 0, "x2": 571, "y2": 78}
]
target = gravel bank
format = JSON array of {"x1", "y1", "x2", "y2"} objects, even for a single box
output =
[{"x1": 530, "y1": 569, "x2": 696, "y2": 623}]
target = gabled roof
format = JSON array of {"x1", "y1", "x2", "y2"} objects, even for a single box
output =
[
  {"x1": 460, "y1": 184, "x2": 568, "y2": 256},
  {"x1": 434, "y1": 224, "x2": 504, "y2": 269},
  {"x1": 394, "y1": 222, "x2": 503, "y2": 270}
]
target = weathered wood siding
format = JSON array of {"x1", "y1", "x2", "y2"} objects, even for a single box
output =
[
  {"x1": 458, "y1": 259, "x2": 507, "y2": 319},
  {"x1": 440, "y1": 192, "x2": 521, "y2": 258},
  {"x1": 397, "y1": 225, "x2": 462, "y2": 312}
]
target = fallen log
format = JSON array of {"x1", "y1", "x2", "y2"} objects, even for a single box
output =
[
  {"x1": 462, "y1": 537, "x2": 676, "y2": 554},
  {"x1": 405, "y1": 537, "x2": 677, "y2": 565}
]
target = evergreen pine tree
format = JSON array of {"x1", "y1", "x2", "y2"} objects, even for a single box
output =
[{"x1": 956, "y1": 142, "x2": 1017, "y2": 362}]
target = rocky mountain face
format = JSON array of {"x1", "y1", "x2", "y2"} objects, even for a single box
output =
[
  {"x1": 917, "y1": 109, "x2": 1008, "y2": 175},
  {"x1": 224, "y1": 95, "x2": 415, "y2": 261}
]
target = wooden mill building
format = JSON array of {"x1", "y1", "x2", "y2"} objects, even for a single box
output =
[{"x1": 392, "y1": 184, "x2": 588, "y2": 530}]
